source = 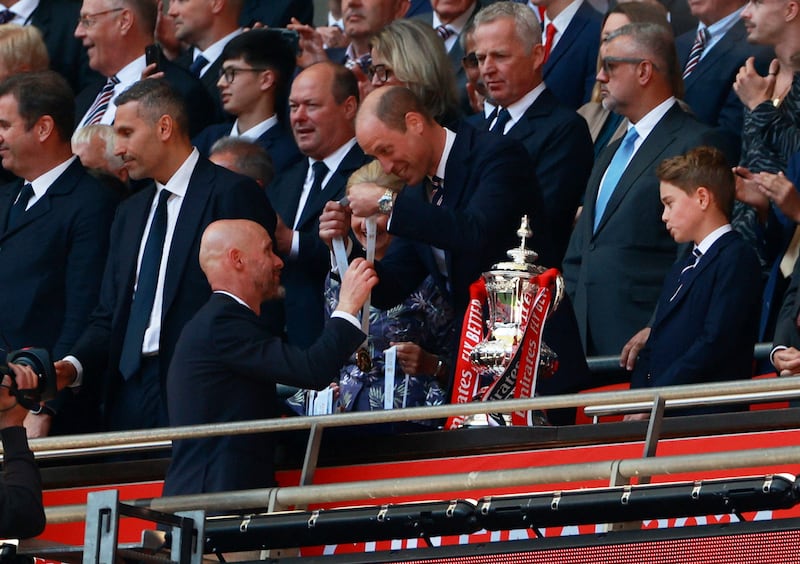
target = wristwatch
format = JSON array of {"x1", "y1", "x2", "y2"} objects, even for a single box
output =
[{"x1": 377, "y1": 189, "x2": 395, "y2": 214}]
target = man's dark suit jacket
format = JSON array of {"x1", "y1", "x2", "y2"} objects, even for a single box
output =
[
  {"x1": 676, "y1": 20, "x2": 773, "y2": 163},
  {"x1": 76, "y1": 57, "x2": 217, "y2": 137},
  {"x1": 268, "y1": 143, "x2": 371, "y2": 346},
  {"x1": 631, "y1": 231, "x2": 761, "y2": 393},
  {"x1": 563, "y1": 103, "x2": 727, "y2": 359},
  {"x1": 239, "y1": 0, "x2": 313, "y2": 26},
  {"x1": 476, "y1": 88, "x2": 594, "y2": 265},
  {"x1": 0, "y1": 426, "x2": 45, "y2": 539},
  {"x1": 163, "y1": 293, "x2": 364, "y2": 496},
  {"x1": 369, "y1": 122, "x2": 590, "y2": 401},
  {"x1": 69, "y1": 158, "x2": 277, "y2": 429},
  {"x1": 542, "y1": 1, "x2": 602, "y2": 110},
  {"x1": 28, "y1": 0, "x2": 100, "y2": 94},
  {"x1": 192, "y1": 121, "x2": 303, "y2": 177},
  {"x1": 174, "y1": 50, "x2": 227, "y2": 123},
  {"x1": 0, "y1": 160, "x2": 115, "y2": 360}
]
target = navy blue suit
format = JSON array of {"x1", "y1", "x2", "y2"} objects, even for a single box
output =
[
  {"x1": 632, "y1": 232, "x2": 760, "y2": 402},
  {"x1": 774, "y1": 236, "x2": 800, "y2": 353},
  {"x1": 370, "y1": 122, "x2": 590, "y2": 401},
  {"x1": 192, "y1": 122, "x2": 302, "y2": 177},
  {"x1": 493, "y1": 88, "x2": 594, "y2": 266},
  {"x1": 564, "y1": 103, "x2": 729, "y2": 359},
  {"x1": 268, "y1": 143, "x2": 371, "y2": 347},
  {"x1": 75, "y1": 58, "x2": 218, "y2": 137},
  {"x1": 69, "y1": 158, "x2": 277, "y2": 430},
  {"x1": 676, "y1": 20, "x2": 774, "y2": 163},
  {"x1": 542, "y1": 1, "x2": 602, "y2": 110},
  {"x1": 163, "y1": 293, "x2": 364, "y2": 496},
  {"x1": 28, "y1": 0, "x2": 100, "y2": 94}
]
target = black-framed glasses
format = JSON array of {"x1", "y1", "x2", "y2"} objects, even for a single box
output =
[
  {"x1": 218, "y1": 66, "x2": 268, "y2": 83},
  {"x1": 461, "y1": 52, "x2": 478, "y2": 69},
  {"x1": 600, "y1": 56, "x2": 656, "y2": 74},
  {"x1": 367, "y1": 64, "x2": 392, "y2": 84},
  {"x1": 78, "y1": 7, "x2": 124, "y2": 28}
]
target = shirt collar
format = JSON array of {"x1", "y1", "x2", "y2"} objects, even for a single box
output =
[
  {"x1": 193, "y1": 28, "x2": 244, "y2": 71},
  {"x1": 505, "y1": 82, "x2": 546, "y2": 122},
  {"x1": 27, "y1": 156, "x2": 76, "y2": 198},
  {"x1": 309, "y1": 137, "x2": 357, "y2": 178},
  {"x1": 231, "y1": 115, "x2": 278, "y2": 140},
  {"x1": 630, "y1": 96, "x2": 676, "y2": 142},
  {"x1": 432, "y1": 2, "x2": 476, "y2": 35},
  {"x1": 10, "y1": 0, "x2": 37, "y2": 23},
  {"x1": 704, "y1": 6, "x2": 744, "y2": 44},
  {"x1": 156, "y1": 148, "x2": 199, "y2": 198},
  {"x1": 433, "y1": 127, "x2": 457, "y2": 180},
  {"x1": 696, "y1": 224, "x2": 732, "y2": 255},
  {"x1": 214, "y1": 290, "x2": 252, "y2": 311},
  {"x1": 544, "y1": 0, "x2": 582, "y2": 33}
]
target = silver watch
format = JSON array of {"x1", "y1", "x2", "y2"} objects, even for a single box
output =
[{"x1": 377, "y1": 189, "x2": 395, "y2": 214}]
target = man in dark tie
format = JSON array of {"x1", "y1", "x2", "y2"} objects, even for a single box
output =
[
  {"x1": 191, "y1": 29, "x2": 302, "y2": 178},
  {"x1": 169, "y1": 0, "x2": 244, "y2": 117},
  {"x1": 0, "y1": 71, "x2": 116, "y2": 437},
  {"x1": 55, "y1": 79, "x2": 276, "y2": 433},
  {"x1": 471, "y1": 0, "x2": 593, "y2": 265},
  {"x1": 74, "y1": 0, "x2": 215, "y2": 136},
  {"x1": 268, "y1": 61, "x2": 370, "y2": 347},
  {"x1": 563, "y1": 23, "x2": 728, "y2": 374}
]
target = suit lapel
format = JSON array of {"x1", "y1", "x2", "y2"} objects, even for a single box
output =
[
  {"x1": 684, "y1": 22, "x2": 745, "y2": 89},
  {"x1": 161, "y1": 159, "x2": 215, "y2": 314},
  {"x1": 506, "y1": 89, "x2": 555, "y2": 143},
  {"x1": 269, "y1": 159, "x2": 307, "y2": 224},
  {"x1": 594, "y1": 104, "x2": 683, "y2": 234}
]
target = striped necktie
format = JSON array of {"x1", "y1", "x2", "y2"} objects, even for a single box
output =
[
  {"x1": 83, "y1": 76, "x2": 119, "y2": 126},
  {"x1": 670, "y1": 247, "x2": 702, "y2": 302},
  {"x1": 682, "y1": 28, "x2": 709, "y2": 79}
]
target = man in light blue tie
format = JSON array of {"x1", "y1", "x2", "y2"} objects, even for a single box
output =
[{"x1": 562, "y1": 22, "x2": 729, "y2": 379}]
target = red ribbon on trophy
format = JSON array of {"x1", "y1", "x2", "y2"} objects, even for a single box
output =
[{"x1": 445, "y1": 268, "x2": 559, "y2": 429}]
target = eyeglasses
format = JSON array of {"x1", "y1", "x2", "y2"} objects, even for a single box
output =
[
  {"x1": 600, "y1": 56, "x2": 657, "y2": 74},
  {"x1": 367, "y1": 64, "x2": 392, "y2": 84},
  {"x1": 78, "y1": 7, "x2": 124, "y2": 28},
  {"x1": 218, "y1": 66, "x2": 268, "y2": 83},
  {"x1": 461, "y1": 52, "x2": 478, "y2": 69}
]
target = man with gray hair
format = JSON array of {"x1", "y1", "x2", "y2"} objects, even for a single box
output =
[
  {"x1": 563, "y1": 23, "x2": 729, "y2": 378},
  {"x1": 471, "y1": 0, "x2": 593, "y2": 265},
  {"x1": 209, "y1": 136, "x2": 274, "y2": 188}
]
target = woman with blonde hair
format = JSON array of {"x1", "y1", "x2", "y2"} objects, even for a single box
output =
[
  {"x1": 0, "y1": 24, "x2": 49, "y2": 81},
  {"x1": 368, "y1": 19, "x2": 461, "y2": 127}
]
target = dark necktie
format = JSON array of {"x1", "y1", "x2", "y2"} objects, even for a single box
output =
[
  {"x1": 83, "y1": 75, "x2": 119, "y2": 126},
  {"x1": 670, "y1": 247, "x2": 702, "y2": 302},
  {"x1": 6, "y1": 183, "x2": 33, "y2": 231},
  {"x1": 310, "y1": 160, "x2": 329, "y2": 197},
  {"x1": 489, "y1": 107, "x2": 511, "y2": 134},
  {"x1": 189, "y1": 54, "x2": 209, "y2": 77},
  {"x1": 0, "y1": 10, "x2": 15, "y2": 24},
  {"x1": 543, "y1": 23, "x2": 557, "y2": 62},
  {"x1": 682, "y1": 27, "x2": 709, "y2": 79},
  {"x1": 429, "y1": 175, "x2": 445, "y2": 206},
  {"x1": 119, "y1": 189, "x2": 171, "y2": 380}
]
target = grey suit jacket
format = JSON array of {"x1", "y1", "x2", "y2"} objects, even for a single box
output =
[{"x1": 563, "y1": 102, "x2": 728, "y2": 356}]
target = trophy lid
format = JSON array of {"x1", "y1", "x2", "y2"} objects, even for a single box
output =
[{"x1": 490, "y1": 215, "x2": 544, "y2": 275}]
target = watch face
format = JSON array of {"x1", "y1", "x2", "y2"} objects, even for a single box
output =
[{"x1": 378, "y1": 193, "x2": 393, "y2": 213}]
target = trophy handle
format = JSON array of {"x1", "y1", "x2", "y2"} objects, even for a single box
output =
[{"x1": 548, "y1": 272, "x2": 565, "y2": 318}]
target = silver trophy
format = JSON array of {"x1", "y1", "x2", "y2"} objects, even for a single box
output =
[{"x1": 470, "y1": 215, "x2": 564, "y2": 379}]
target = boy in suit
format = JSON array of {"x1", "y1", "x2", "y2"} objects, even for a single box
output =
[{"x1": 627, "y1": 146, "x2": 761, "y2": 417}]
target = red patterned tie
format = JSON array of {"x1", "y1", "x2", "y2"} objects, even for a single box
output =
[
  {"x1": 83, "y1": 76, "x2": 119, "y2": 126},
  {"x1": 682, "y1": 28, "x2": 708, "y2": 79}
]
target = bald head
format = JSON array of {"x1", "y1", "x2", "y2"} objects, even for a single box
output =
[{"x1": 200, "y1": 219, "x2": 283, "y2": 313}]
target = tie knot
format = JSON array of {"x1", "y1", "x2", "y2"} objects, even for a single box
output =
[
  {"x1": 436, "y1": 24, "x2": 455, "y2": 41},
  {"x1": 17, "y1": 183, "x2": 33, "y2": 205},
  {"x1": 546, "y1": 23, "x2": 557, "y2": 39},
  {"x1": 0, "y1": 10, "x2": 14, "y2": 24},
  {"x1": 189, "y1": 54, "x2": 209, "y2": 76},
  {"x1": 490, "y1": 107, "x2": 512, "y2": 134},
  {"x1": 623, "y1": 126, "x2": 639, "y2": 145},
  {"x1": 156, "y1": 188, "x2": 171, "y2": 206},
  {"x1": 692, "y1": 247, "x2": 702, "y2": 260},
  {"x1": 697, "y1": 27, "x2": 709, "y2": 44},
  {"x1": 312, "y1": 160, "x2": 329, "y2": 180},
  {"x1": 430, "y1": 175, "x2": 444, "y2": 189}
]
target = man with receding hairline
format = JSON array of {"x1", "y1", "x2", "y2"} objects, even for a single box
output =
[
  {"x1": 163, "y1": 218, "x2": 376, "y2": 496},
  {"x1": 58, "y1": 79, "x2": 277, "y2": 432},
  {"x1": 322, "y1": 85, "x2": 592, "y2": 406}
]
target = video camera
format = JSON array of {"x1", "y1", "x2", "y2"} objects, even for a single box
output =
[{"x1": 0, "y1": 348, "x2": 56, "y2": 411}]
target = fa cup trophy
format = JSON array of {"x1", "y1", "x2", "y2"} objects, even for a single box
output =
[{"x1": 446, "y1": 216, "x2": 564, "y2": 428}]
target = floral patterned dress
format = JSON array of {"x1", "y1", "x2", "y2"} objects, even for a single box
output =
[{"x1": 287, "y1": 274, "x2": 456, "y2": 420}]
